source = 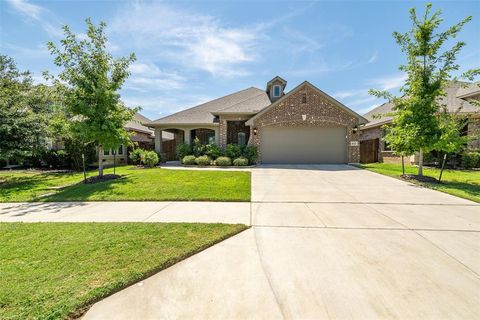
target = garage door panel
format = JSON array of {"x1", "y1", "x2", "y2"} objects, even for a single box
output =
[{"x1": 260, "y1": 126, "x2": 347, "y2": 164}]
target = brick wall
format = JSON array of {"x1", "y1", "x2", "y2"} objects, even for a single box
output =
[
  {"x1": 219, "y1": 114, "x2": 252, "y2": 147},
  {"x1": 250, "y1": 84, "x2": 361, "y2": 163}
]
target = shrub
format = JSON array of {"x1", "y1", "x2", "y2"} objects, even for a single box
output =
[
  {"x1": 143, "y1": 151, "x2": 159, "y2": 167},
  {"x1": 215, "y1": 156, "x2": 232, "y2": 166},
  {"x1": 192, "y1": 137, "x2": 206, "y2": 157},
  {"x1": 233, "y1": 157, "x2": 249, "y2": 166},
  {"x1": 129, "y1": 148, "x2": 145, "y2": 165},
  {"x1": 195, "y1": 155, "x2": 211, "y2": 166},
  {"x1": 176, "y1": 144, "x2": 191, "y2": 160},
  {"x1": 242, "y1": 145, "x2": 258, "y2": 164},
  {"x1": 462, "y1": 152, "x2": 480, "y2": 169},
  {"x1": 205, "y1": 143, "x2": 223, "y2": 159},
  {"x1": 226, "y1": 144, "x2": 242, "y2": 159},
  {"x1": 182, "y1": 155, "x2": 196, "y2": 165}
]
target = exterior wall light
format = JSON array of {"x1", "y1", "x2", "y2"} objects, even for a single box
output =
[
  {"x1": 352, "y1": 125, "x2": 359, "y2": 134},
  {"x1": 253, "y1": 127, "x2": 258, "y2": 135}
]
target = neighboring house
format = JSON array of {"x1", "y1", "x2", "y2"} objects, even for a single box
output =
[
  {"x1": 359, "y1": 82, "x2": 480, "y2": 164},
  {"x1": 146, "y1": 77, "x2": 367, "y2": 164},
  {"x1": 99, "y1": 112, "x2": 174, "y2": 165}
]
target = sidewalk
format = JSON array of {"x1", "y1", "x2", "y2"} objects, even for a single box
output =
[{"x1": 0, "y1": 201, "x2": 251, "y2": 224}]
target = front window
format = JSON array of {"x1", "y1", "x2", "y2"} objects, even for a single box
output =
[
  {"x1": 273, "y1": 85, "x2": 281, "y2": 97},
  {"x1": 238, "y1": 132, "x2": 246, "y2": 146},
  {"x1": 118, "y1": 145, "x2": 123, "y2": 155},
  {"x1": 104, "y1": 149, "x2": 110, "y2": 156}
]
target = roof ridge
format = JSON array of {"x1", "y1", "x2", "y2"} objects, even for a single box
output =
[{"x1": 152, "y1": 87, "x2": 263, "y2": 122}]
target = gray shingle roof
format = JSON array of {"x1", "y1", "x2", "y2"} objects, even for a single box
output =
[
  {"x1": 148, "y1": 87, "x2": 269, "y2": 125},
  {"x1": 126, "y1": 112, "x2": 173, "y2": 140},
  {"x1": 362, "y1": 82, "x2": 479, "y2": 128}
]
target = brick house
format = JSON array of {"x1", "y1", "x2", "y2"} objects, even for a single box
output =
[
  {"x1": 146, "y1": 77, "x2": 367, "y2": 164},
  {"x1": 359, "y1": 82, "x2": 480, "y2": 164}
]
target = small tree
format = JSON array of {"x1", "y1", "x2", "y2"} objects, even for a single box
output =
[
  {"x1": 370, "y1": 4, "x2": 472, "y2": 176},
  {"x1": 47, "y1": 18, "x2": 137, "y2": 177}
]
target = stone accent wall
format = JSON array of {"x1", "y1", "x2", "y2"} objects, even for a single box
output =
[
  {"x1": 219, "y1": 114, "x2": 252, "y2": 147},
  {"x1": 250, "y1": 84, "x2": 361, "y2": 163}
]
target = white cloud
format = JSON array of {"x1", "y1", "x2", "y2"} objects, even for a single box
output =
[
  {"x1": 125, "y1": 62, "x2": 186, "y2": 91},
  {"x1": 110, "y1": 2, "x2": 259, "y2": 78},
  {"x1": 368, "y1": 50, "x2": 378, "y2": 63},
  {"x1": 370, "y1": 73, "x2": 407, "y2": 91},
  {"x1": 6, "y1": 0, "x2": 61, "y2": 37}
]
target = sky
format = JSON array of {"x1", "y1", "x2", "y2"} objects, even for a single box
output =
[{"x1": 1, "y1": 0, "x2": 479, "y2": 120}]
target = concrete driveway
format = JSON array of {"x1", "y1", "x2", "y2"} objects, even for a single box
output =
[{"x1": 84, "y1": 164, "x2": 480, "y2": 319}]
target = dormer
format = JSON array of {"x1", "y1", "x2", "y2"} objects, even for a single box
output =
[{"x1": 266, "y1": 76, "x2": 287, "y2": 102}]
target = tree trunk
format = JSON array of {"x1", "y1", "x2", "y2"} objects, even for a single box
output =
[
  {"x1": 98, "y1": 146, "x2": 104, "y2": 177},
  {"x1": 439, "y1": 153, "x2": 447, "y2": 182},
  {"x1": 418, "y1": 149, "x2": 424, "y2": 177},
  {"x1": 401, "y1": 156, "x2": 405, "y2": 176}
]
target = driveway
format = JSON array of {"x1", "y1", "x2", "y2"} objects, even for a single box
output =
[{"x1": 84, "y1": 164, "x2": 480, "y2": 319}]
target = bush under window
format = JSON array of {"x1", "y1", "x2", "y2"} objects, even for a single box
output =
[
  {"x1": 195, "y1": 155, "x2": 211, "y2": 166},
  {"x1": 233, "y1": 157, "x2": 248, "y2": 166},
  {"x1": 182, "y1": 155, "x2": 196, "y2": 165},
  {"x1": 143, "y1": 151, "x2": 159, "y2": 167},
  {"x1": 215, "y1": 156, "x2": 232, "y2": 166}
]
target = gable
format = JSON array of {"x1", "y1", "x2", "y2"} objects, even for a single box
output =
[{"x1": 246, "y1": 82, "x2": 367, "y2": 127}]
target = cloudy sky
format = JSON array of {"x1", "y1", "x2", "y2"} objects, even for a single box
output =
[{"x1": 1, "y1": 0, "x2": 479, "y2": 120}]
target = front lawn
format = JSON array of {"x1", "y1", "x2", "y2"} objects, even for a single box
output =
[
  {"x1": 0, "y1": 222, "x2": 247, "y2": 319},
  {"x1": 360, "y1": 163, "x2": 480, "y2": 203},
  {"x1": 0, "y1": 166, "x2": 251, "y2": 202}
]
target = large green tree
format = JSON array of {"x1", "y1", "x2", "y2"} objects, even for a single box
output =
[
  {"x1": 370, "y1": 4, "x2": 472, "y2": 176},
  {"x1": 0, "y1": 55, "x2": 52, "y2": 164},
  {"x1": 47, "y1": 18, "x2": 136, "y2": 176}
]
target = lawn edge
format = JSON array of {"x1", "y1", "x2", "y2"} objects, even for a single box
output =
[
  {"x1": 70, "y1": 224, "x2": 250, "y2": 319},
  {"x1": 354, "y1": 164, "x2": 479, "y2": 204}
]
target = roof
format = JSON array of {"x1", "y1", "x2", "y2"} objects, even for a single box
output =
[
  {"x1": 362, "y1": 81, "x2": 480, "y2": 129},
  {"x1": 246, "y1": 81, "x2": 368, "y2": 126},
  {"x1": 125, "y1": 113, "x2": 154, "y2": 135},
  {"x1": 456, "y1": 82, "x2": 480, "y2": 99},
  {"x1": 126, "y1": 112, "x2": 173, "y2": 140},
  {"x1": 148, "y1": 87, "x2": 270, "y2": 125}
]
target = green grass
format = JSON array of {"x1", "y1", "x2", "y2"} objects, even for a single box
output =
[
  {"x1": 0, "y1": 222, "x2": 247, "y2": 319},
  {"x1": 0, "y1": 166, "x2": 251, "y2": 202},
  {"x1": 360, "y1": 163, "x2": 480, "y2": 203}
]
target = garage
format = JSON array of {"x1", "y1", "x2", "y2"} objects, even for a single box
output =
[{"x1": 260, "y1": 126, "x2": 348, "y2": 164}]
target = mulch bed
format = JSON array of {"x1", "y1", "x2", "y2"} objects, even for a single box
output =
[
  {"x1": 83, "y1": 174, "x2": 122, "y2": 184},
  {"x1": 401, "y1": 174, "x2": 440, "y2": 184}
]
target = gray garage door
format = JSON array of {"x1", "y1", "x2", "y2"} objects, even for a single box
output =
[{"x1": 260, "y1": 126, "x2": 347, "y2": 164}]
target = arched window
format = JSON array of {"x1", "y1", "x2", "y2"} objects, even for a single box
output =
[{"x1": 238, "y1": 132, "x2": 246, "y2": 146}]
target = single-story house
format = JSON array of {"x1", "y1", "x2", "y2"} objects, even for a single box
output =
[
  {"x1": 100, "y1": 112, "x2": 174, "y2": 165},
  {"x1": 359, "y1": 81, "x2": 480, "y2": 163},
  {"x1": 146, "y1": 77, "x2": 368, "y2": 164}
]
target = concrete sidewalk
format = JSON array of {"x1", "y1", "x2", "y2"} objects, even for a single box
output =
[{"x1": 0, "y1": 201, "x2": 250, "y2": 224}]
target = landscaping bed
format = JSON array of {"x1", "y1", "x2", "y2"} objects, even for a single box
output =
[{"x1": 0, "y1": 222, "x2": 247, "y2": 319}]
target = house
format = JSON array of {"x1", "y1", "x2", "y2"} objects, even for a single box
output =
[
  {"x1": 146, "y1": 77, "x2": 367, "y2": 164},
  {"x1": 359, "y1": 82, "x2": 480, "y2": 163},
  {"x1": 99, "y1": 112, "x2": 174, "y2": 165}
]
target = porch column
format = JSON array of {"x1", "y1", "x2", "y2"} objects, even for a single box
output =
[
  {"x1": 214, "y1": 127, "x2": 220, "y2": 144},
  {"x1": 184, "y1": 129, "x2": 191, "y2": 145},
  {"x1": 154, "y1": 128, "x2": 162, "y2": 153}
]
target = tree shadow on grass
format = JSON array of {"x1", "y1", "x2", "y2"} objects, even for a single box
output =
[
  {"x1": 42, "y1": 175, "x2": 133, "y2": 202},
  {"x1": 432, "y1": 180, "x2": 480, "y2": 202}
]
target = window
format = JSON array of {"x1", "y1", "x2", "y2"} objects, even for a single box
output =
[
  {"x1": 118, "y1": 145, "x2": 123, "y2": 155},
  {"x1": 238, "y1": 132, "x2": 246, "y2": 146},
  {"x1": 104, "y1": 149, "x2": 110, "y2": 156},
  {"x1": 273, "y1": 85, "x2": 281, "y2": 97}
]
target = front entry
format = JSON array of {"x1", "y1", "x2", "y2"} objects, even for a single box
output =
[
  {"x1": 260, "y1": 126, "x2": 347, "y2": 164},
  {"x1": 360, "y1": 139, "x2": 379, "y2": 163}
]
